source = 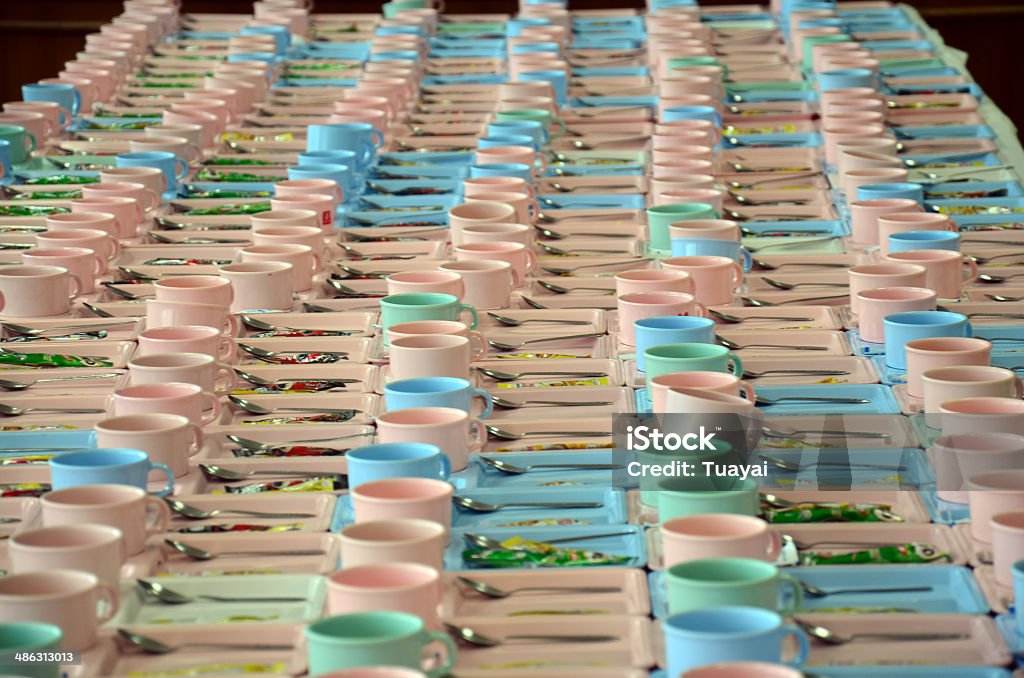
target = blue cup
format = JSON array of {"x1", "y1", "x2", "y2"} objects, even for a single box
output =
[
  {"x1": 289, "y1": 162, "x2": 356, "y2": 198},
  {"x1": 0, "y1": 140, "x2": 11, "y2": 186},
  {"x1": 507, "y1": 17, "x2": 552, "y2": 37},
  {"x1": 512, "y1": 42, "x2": 562, "y2": 55},
  {"x1": 228, "y1": 52, "x2": 276, "y2": 64},
  {"x1": 487, "y1": 120, "x2": 548, "y2": 146},
  {"x1": 662, "y1": 105, "x2": 722, "y2": 127},
  {"x1": 856, "y1": 182, "x2": 925, "y2": 204},
  {"x1": 370, "y1": 50, "x2": 420, "y2": 62},
  {"x1": 883, "y1": 310, "x2": 972, "y2": 369},
  {"x1": 22, "y1": 82, "x2": 80, "y2": 117},
  {"x1": 635, "y1": 316, "x2": 716, "y2": 372},
  {"x1": 306, "y1": 123, "x2": 384, "y2": 171},
  {"x1": 384, "y1": 377, "x2": 493, "y2": 418},
  {"x1": 663, "y1": 606, "x2": 810, "y2": 676},
  {"x1": 520, "y1": 70, "x2": 569, "y2": 105},
  {"x1": 469, "y1": 163, "x2": 534, "y2": 182},
  {"x1": 345, "y1": 442, "x2": 451, "y2": 488},
  {"x1": 117, "y1": 151, "x2": 187, "y2": 195},
  {"x1": 671, "y1": 238, "x2": 753, "y2": 271},
  {"x1": 1013, "y1": 560, "x2": 1024, "y2": 632},
  {"x1": 888, "y1": 230, "x2": 961, "y2": 253},
  {"x1": 377, "y1": 25, "x2": 425, "y2": 36},
  {"x1": 477, "y1": 134, "x2": 537, "y2": 150},
  {"x1": 818, "y1": 68, "x2": 875, "y2": 91},
  {"x1": 49, "y1": 448, "x2": 174, "y2": 496}
]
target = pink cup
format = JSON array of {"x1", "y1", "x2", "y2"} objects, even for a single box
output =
[
  {"x1": 460, "y1": 223, "x2": 532, "y2": 247},
  {"x1": 617, "y1": 291, "x2": 704, "y2": 346},
  {"x1": 848, "y1": 198, "x2": 922, "y2": 245},
  {"x1": 841, "y1": 167, "x2": 911, "y2": 199},
  {"x1": 969, "y1": 470, "x2": 1024, "y2": 545},
  {"x1": 95, "y1": 413, "x2": 202, "y2": 479},
  {"x1": 464, "y1": 176, "x2": 532, "y2": 198},
  {"x1": 45, "y1": 211, "x2": 118, "y2": 239},
  {"x1": 153, "y1": 275, "x2": 233, "y2": 307},
  {"x1": 448, "y1": 201, "x2": 517, "y2": 247},
  {"x1": 682, "y1": 663, "x2": 804, "y2": 678},
  {"x1": 655, "y1": 188, "x2": 723, "y2": 212},
  {"x1": 99, "y1": 166, "x2": 167, "y2": 198},
  {"x1": 661, "y1": 256, "x2": 743, "y2": 306},
  {"x1": 145, "y1": 299, "x2": 238, "y2": 338},
  {"x1": 163, "y1": 109, "x2": 219, "y2": 147},
  {"x1": 649, "y1": 371, "x2": 756, "y2": 412},
  {"x1": 335, "y1": 95, "x2": 393, "y2": 120},
  {"x1": 454, "y1": 242, "x2": 536, "y2": 286},
  {"x1": 922, "y1": 366, "x2": 1022, "y2": 413},
  {"x1": 389, "y1": 334, "x2": 471, "y2": 380},
  {"x1": 476, "y1": 145, "x2": 547, "y2": 175},
  {"x1": 0, "y1": 570, "x2": 118, "y2": 650},
  {"x1": 240, "y1": 243, "x2": 319, "y2": 292},
  {"x1": 110, "y1": 382, "x2": 220, "y2": 428},
  {"x1": 386, "y1": 271, "x2": 465, "y2": 298},
  {"x1": 35, "y1": 228, "x2": 119, "y2": 270},
  {"x1": 886, "y1": 249, "x2": 977, "y2": 300},
  {"x1": 137, "y1": 325, "x2": 236, "y2": 362},
  {"x1": 668, "y1": 219, "x2": 740, "y2": 242},
  {"x1": 904, "y1": 337, "x2": 992, "y2": 399},
  {"x1": 938, "y1": 397, "x2": 1024, "y2": 437},
  {"x1": 662, "y1": 514, "x2": 781, "y2": 567},
  {"x1": 376, "y1": 407, "x2": 484, "y2": 472},
  {"x1": 856, "y1": 287, "x2": 938, "y2": 343},
  {"x1": 615, "y1": 269, "x2": 695, "y2": 296},
  {"x1": 274, "y1": 179, "x2": 342, "y2": 205},
  {"x1": 20, "y1": 247, "x2": 103, "y2": 295},
  {"x1": 327, "y1": 563, "x2": 442, "y2": 629},
  {"x1": 41, "y1": 483, "x2": 170, "y2": 557},
  {"x1": 339, "y1": 519, "x2": 446, "y2": 571},
  {"x1": 651, "y1": 145, "x2": 714, "y2": 166},
  {"x1": 386, "y1": 320, "x2": 486, "y2": 362},
  {"x1": 270, "y1": 195, "x2": 336, "y2": 233},
  {"x1": 129, "y1": 134, "x2": 200, "y2": 164},
  {"x1": 351, "y1": 477, "x2": 453, "y2": 530},
  {"x1": 3, "y1": 101, "x2": 68, "y2": 133},
  {"x1": 822, "y1": 123, "x2": 885, "y2": 164},
  {"x1": 438, "y1": 260, "x2": 514, "y2": 310},
  {"x1": 465, "y1": 191, "x2": 536, "y2": 225},
  {"x1": 252, "y1": 225, "x2": 325, "y2": 261},
  {"x1": 128, "y1": 352, "x2": 235, "y2": 396},
  {"x1": 848, "y1": 263, "x2": 928, "y2": 314},
  {"x1": 0, "y1": 265, "x2": 78, "y2": 318},
  {"x1": 218, "y1": 261, "x2": 296, "y2": 312},
  {"x1": 0, "y1": 111, "x2": 51, "y2": 146},
  {"x1": 651, "y1": 175, "x2": 717, "y2": 194},
  {"x1": 877, "y1": 212, "x2": 957, "y2": 256},
  {"x1": 991, "y1": 511, "x2": 1024, "y2": 586},
  {"x1": 80, "y1": 182, "x2": 158, "y2": 221},
  {"x1": 664, "y1": 387, "x2": 757, "y2": 416},
  {"x1": 652, "y1": 160, "x2": 714, "y2": 179},
  {"x1": 9, "y1": 524, "x2": 124, "y2": 588},
  {"x1": 69, "y1": 196, "x2": 141, "y2": 238}
]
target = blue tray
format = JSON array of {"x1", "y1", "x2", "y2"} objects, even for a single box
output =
[
  {"x1": 755, "y1": 447, "x2": 933, "y2": 490},
  {"x1": 737, "y1": 220, "x2": 847, "y2": 236},
  {"x1": 800, "y1": 668, "x2": 1008, "y2": 678},
  {"x1": 544, "y1": 164, "x2": 646, "y2": 177},
  {"x1": 920, "y1": 489, "x2": 971, "y2": 525},
  {"x1": 724, "y1": 132, "x2": 823, "y2": 149},
  {"x1": 447, "y1": 524, "x2": 646, "y2": 570},
  {"x1": 572, "y1": 67, "x2": 651, "y2": 78},
  {"x1": 537, "y1": 193, "x2": 646, "y2": 210},
  {"x1": 894, "y1": 124, "x2": 996, "y2": 140},
  {"x1": 847, "y1": 329, "x2": 887, "y2": 357},
  {"x1": 926, "y1": 181, "x2": 1024, "y2": 199},
  {"x1": 459, "y1": 450, "x2": 628, "y2": 489},
  {"x1": 377, "y1": 151, "x2": 475, "y2": 166},
  {"x1": 354, "y1": 194, "x2": 460, "y2": 211},
  {"x1": 870, "y1": 356, "x2": 906, "y2": 386},
  {"x1": 649, "y1": 565, "x2": 988, "y2": 618},
  {"x1": 995, "y1": 615, "x2": 1024, "y2": 667},
  {"x1": 0, "y1": 430, "x2": 96, "y2": 455},
  {"x1": 365, "y1": 179, "x2": 460, "y2": 196},
  {"x1": 449, "y1": 487, "x2": 627, "y2": 529},
  {"x1": 753, "y1": 384, "x2": 901, "y2": 416},
  {"x1": 910, "y1": 152, "x2": 1003, "y2": 170},
  {"x1": 341, "y1": 209, "x2": 448, "y2": 227},
  {"x1": 974, "y1": 326, "x2": 1024, "y2": 354},
  {"x1": 422, "y1": 74, "x2": 508, "y2": 85},
  {"x1": 568, "y1": 95, "x2": 657, "y2": 109},
  {"x1": 372, "y1": 166, "x2": 471, "y2": 180}
]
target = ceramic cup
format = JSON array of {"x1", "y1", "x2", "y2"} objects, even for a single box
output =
[
  {"x1": 136, "y1": 325, "x2": 236, "y2": 362},
  {"x1": 109, "y1": 382, "x2": 220, "y2": 428},
  {"x1": 644, "y1": 343, "x2": 743, "y2": 398},
  {"x1": 49, "y1": 448, "x2": 173, "y2": 497},
  {"x1": 855, "y1": 287, "x2": 938, "y2": 343},
  {"x1": 384, "y1": 377, "x2": 493, "y2": 418},
  {"x1": 338, "y1": 519, "x2": 445, "y2": 571},
  {"x1": 668, "y1": 220, "x2": 741, "y2": 242},
  {"x1": 615, "y1": 269, "x2": 694, "y2": 296},
  {"x1": 20, "y1": 247, "x2": 103, "y2": 295},
  {"x1": 888, "y1": 230, "x2": 960, "y2": 253},
  {"x1": 447, "y1": 201, "x2": 517, "y2": 247},
  {"x1": 326, "y1": 563, "x2": 442, "y2": 629},
  {"x1": 41, "y1": 484, "x2": 170, "y2": 556},
  {"x1": 0, "y1": 266, "x2": 78, "y2": 317},
  {"x1": 386, "y1": 271, "x2": 465, "y2": 298},
  {"x1": 240, "y1": 243, "x2": 320, "y2": 292},
  {"x1": 618, "y1": 292, "x2": 705, "y2": 347},
  {"x1": 647, "y1": 203, "x2": 719, "y2": 251},
  {"x1": 350, "y1": 477, "x2": 453, "y2": 531},
  {"x1": 95, "y1": 414, "x2": 202, "y2": 479},
  {"x1": 128, "y1": 352, "x2": 235, "y2": 395},
  {"x1": 930, "y1": 432, "x2": 1024, "y2": 504},
  {"x1": 218, "y1": 261, "x2": 295, "y2": 313},
  {"x1": 904, "y1": 337, "x2": 992, "y2": 399},
  {"x1": 937, "y1": 397, "x2": 1024, "y2": 437},
  {"x1": 0, "y1": 571, "x2": 117, "y2": 651},
  {"x1": 661, "y1": 256, "x2": 743, "y2": 306},
  {"x1": 389, "y1": 334, "x2": 472, "y2": 380},
  {"x1": 991, "y1": 511, "x2": 1024, "y2": 586},
  {"x1": 152, "y1": 275, "x2": 233, "y2": 307},
  {"x1": 885, "y1": 249, "x2": 977, "y2": 300},
  {"x1": 656, "y1": 476, "x2": 760, "y2": 520},
  {"x1": 968, "y1": 469, "x2": 1024, "y2": 544},
  {"x1": 921, "y1": 365, "x2": 1021, "y2": 412},
  {"x1": 375, "y1": 407, "x2": 484, "y2": 472},
  {"x1": 847, "y1": 263, "x2": 928, "y2": 315},
  {"x1": 459, "y1": 223, "x2": 532, "y2": 247},
  {"x1": 35, "y1": 228, "x2": 118, "y2": 269},
  {"x1": 883, "y1": 311, "x2": 972, "y2": 369},
  {"x1": 386, "y1": 320, "x2": 485, "y2": 362},
  {"x1": 346, "y1": 443, "x2": 451, "y2": 489},
  {"x1": 649, "y1": 372, "x2": 756, "y2": 412},
  {"x1": 9, "y1": 525, "x2": 124, "y2": 588},
  {"x1": 145, "y1": 300, "x2": 237, "y2": 338},
  {"x1": 876, "y1": 212, "x2": 955, "y2": 255},
  {"x1": 662, "y1": 515, "x2": 781, "y2": 568},
  {"x1": 666, "y1": 558, "x2": 803, "y2": 616},
  {"x1": 0, "y1": 621, "x2": 63, "y2": 678},
  {"x1": 454, "y1": 242, "x2": 536, "y2": 286},
  {"x1": 380, "y1": 293, "x2": 478, "y2": 345},
  {"x1": 634, "y1": 316, "x2": 716, "y2": 371},
  {"x1": 437, "y1": 260, "x2": 515, "y2": 310}
]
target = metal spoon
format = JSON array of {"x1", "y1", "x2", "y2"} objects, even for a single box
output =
[
  {"x1": 238, "y1": 316, "x2": 358, "y2": 335},
  {"x1": 165, "y1": 498, "x2": 316, "y2": 520},
  {"x1": 488, "y1": 332, "x2": 605, "y2": 351},
  {"x1": 794, "y1": 619, "x2": 966, "y2": 645},
  {"x1": 964, "y1": 251, "x2": 1024, "y2": 265},
  {"x1": 118, "y1": 628, "x2": 294, "y2": 655},
  {"x1": 538, "y1": 243, "x2": 628, "y2": 255},
  {"x1": 978, "y1": 273, "x2": 1024, "y2": 284},
  {"x1": 756, "y1": 396, "x2": 869, "y2": 405},
  {"x1": 3, "y1": 320, "x2": 136, "y2": 336},
  {"x1": 744, "y1": 238, "x2": 840, "y2": 253},
  {"x1": 708, "y1": 309, "x2": 814, "y2": 323},
  {"x1": 985, "y1": 294, "x2": 1024, "y2": 302},
  {"x1": 465, "y1": 531, "x2": 633, "y2": 550},
  {"x1": 536, "y1": 280, "x2": 615, "y2": 294},
  {"x1": 550, "y1": 182, "x2": 635, "y2": 193},
  {"x1": 743, "y1": 369, "x2": 849, "y2": 378},
  {"x1": 137, "y1": 579, "x2": 307, "y2": 604},
  {"x1": 763, "y1": 278, "x2": 848, "y2": 290},
  {"x1": 165, "y1": 539, "x2": 327, "y2": 561},
  {"x1": 752, "y1": 259, "x2": 850, "y2": 271},
  {"x1": 535, "y1": 211, "x2": 633, "y2": 224},
  {"x1": 486, "y1": 425, "x2": 611, "y2": 440},
  {"x1": 727, "y1": 171, "x2": 821, "y2": 189},
  {"x1": 0, "y1": 403, "x2": 105, "y2": 416},
  {"x1": 226, "y1": 432, "x2": 370, "y2": 450},
  {"x1": 481, "y1": 457, "x2": 623, "y2": 474},
  {"x1": 345, "y1": 226, "x2": 448, "y2": 241},
  {"x1": 237, "y1": 344, "x2": 349, "y2": 363},
  {"x1": 476, "y1": 367, "x2": 607, "y2": 381},
  {"x1": 444, "y1": 623, "x2": 617, "y2": 647},
  {"x1": 456, "y1": 575, "x2": 620, "y2": 598},
  {"x1": 542, "y1": 258, "x2": 651, "y2": 275},
  {"x1": 759, "y1": 454, "x2": 906, "y2": 472},
  {"x1": 487, "y1": 312, "x2": 592, "y2": 326},
  {"x1": 102, "y1": 284, "x2": 151, "y2": 300},
  {"x1": 762, "y1": 425, "x2": 891, "y2": 440},
  {"x1": 492, "y1": 396, "x2": 613, "y2": 409},
  {"x1": 533, "y1": 224, "x2": 634, "y2": 239},
  {"x1": 454, "y1": 496, "x2": 603, "y2": 512},
  {"x1": 730, "y1": 193, "x2": 810, "y2": 206},
  {"x1": 227, "y1": 396, "x2": 361, "y2": 417},
  {"x1": 717, "y1": 336, "x2": 828, "y2": 351},
  {"x1": 0, "y1": 373, "x2": 121, "y2": 391},
  {"x1": 742, "y1": 294, "x2": 848, "y2": 307},
  {"x1": 799, "y1": 581, "x2": 933, "y2": 598},
  {"x1": 234, "y1": 370, "x2": 361, "y2": 387},
  {"x1": 522, "y1": 297, "x2": 617, "y2": 311},
  {"x1": 912, "y1": 164, "x2": 1012, "y2": 181},
  {"x1": 198, "y1": 463, "x2": 345, "y2": 481}
]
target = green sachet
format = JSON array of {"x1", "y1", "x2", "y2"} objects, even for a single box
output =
[
  {"x1": 463, "y1": 536, "x2": 632, "y2": 568},
  {"x1": 183, "y1": 203, "x2": 272, "y2": 216},
  {"x1": 799, "y1": 542, "x2": 950, "y2": 566},
  {"x1": 25, "y1": 176, "x2": 99, "y2": 185}
]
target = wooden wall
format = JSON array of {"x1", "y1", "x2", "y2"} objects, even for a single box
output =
[{"x1": 1, "y1": 1, "x2": 1020, "y2": 128}]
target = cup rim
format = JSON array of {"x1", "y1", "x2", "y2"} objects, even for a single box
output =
[{"x1": 0, "y1": 569, "x2": 99, "y2": 599}]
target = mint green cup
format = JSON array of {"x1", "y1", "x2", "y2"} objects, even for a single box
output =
[
  {"x1": 666, "y1": 558, "x2": 803, "y2": 616},
  {"x1": 0, "y1": 124, "x2": 36, "y2": 165},
  {"x1": 657, "y1": 476, "x2": 760, "y2": 519},
  {"x1": 647, "y1": 203, "x2": 719, "y2": 251},
  {"x1": 643, "y1": 343, "x2": 742, "y2": 398},
  {"x1": 380, "y1": 293, "x2": 478, "y2": 345},
  {"x1": 0, "y1": 622, "x2": 62, "y2": 678},
  {"x1": 494, "y1": 108, "x2": 566, "y2": 140},
  {"x1": 305, "y1": 612, "x2": 456, "y2": 677},
  {"x1": 635, "y1": 438, "x2": 735, "y2": 507},
  {"x1": 382, "y1": 0, "x2": 427, "y2": 17}
]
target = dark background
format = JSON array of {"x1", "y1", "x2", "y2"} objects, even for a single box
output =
[{"x1": 2, "y1": 0, "x2": 1021, "y2": 127}]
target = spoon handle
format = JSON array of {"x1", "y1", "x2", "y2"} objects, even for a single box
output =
[
  {"x1": 14, "y1": 407, "x2": 106, "y2": 414},
  {"x1": 849, "y1": 633, "x2": 968, "y2": 642},
  {"x1": 213, "y1": 509, "x2": 318, "y2": 518},
  {"x1": 505, "y1": 634, "x2": 619, "y2": 643},
  {"x1": 503, "y1": 431, "x2": 611, "y2": 437},
  {"x1": 518, "y1": 400, "x2": 614, "y2": 407},
  {"x1": 217, "y1": 550, "x2": 326, "y2": 557},
  {"x1": 499, "y1": 502, "x2": 604, "y2": 509},
  {"x1": 198, "y1": 595, "x2": 308, "y2": 603},
  {"x1": 543, "y1": 530, "x2": 635, "y2": 544},
  {"x1": 531, "y1": 463, "x2": 622, "y2": 470},
  {"x1": 182, "y1": 642, "x2": 295, "y2": 650},
  {"x1": 818, "y1": 586, "x2": 933, "y2": 596},
  {"x1": 513, "y1": 586, "x2": 622, "y2": 594}
]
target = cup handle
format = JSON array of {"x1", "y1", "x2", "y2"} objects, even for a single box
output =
[
  {"x1": 726, "y1": 352, "x2": 743, "y2": 376},
  {"x1": 148, "y1": 461, "x2": 175, "y2": 497},
  {"x1": 422, "y1": 629, "x2": 457, "y2": 678},
  {"x1": 781, "y1": 623, "x2": 811, "y2": 668},
  {"x1": 549, "y1": 116, "x2": 567, "y2": 141},
  {"x1": 155, "y1": 172, "x2": 168, "y2": 194},
  {"x1": 459, "y1": 302, "x2": 480, "y2": 329},
  {"x1": 730, "y1": 261, "x2": 745, "y2": 290},
  {"x1": 523, "y1": 248, "x2": 538, "y2": 274},
  {"x1": 185, "y1": 143, "x2": 202, "y2": 165},
  {"x1": 214, "y1": 363, "x2": 237, "y2": 395},
  {"x1": 739, "y1": 379, "x2": 757, "y2": 404},
  {"x1": 224, "y1": 314, "x2": 241, "y2": 338},
  {"x1": 71, "y1": 89, "x2": 82, "y2": 116},
  {"x1": 777, "y1": 572, "x2": 804, "y2": 616},
  {"x1": 24, "y1": 131, "x2": 36, "y2": 155},
  {"x1": 67, "y1": 275, "x2": 80, "y2": 301},
  {"x1": 739, "y1": 247, "x2": 753, "y2": 272},
  {"x1": 173, "y1": 157, "x2": 188, "y2": 181},
  {"x1": 962, "y1": 255, "x2": 979, "y2": 285},
  {"x1": 57, "y1": 105, "x2": 73, "y2": 128},
  {"x1": 533, "y1": 152, "x2": 549, "y2": 175},
  {"x1": 472, "y1": 387, "x2": 494, "y2": 418},
  {"x1": 188, "y1": 423, "x2": 204, "y2": 456},
  {"x1": 142, "y1": 188, "x2": 161, "y2": 214},
  {"x1": 90, "y1": 253, "x2": 106, "y2": 276},
  {"x1": 40, "y1": 117, "x2": 55, "y2": 139},
  {"x1": 219, "y1": 337, "x2": 238, "y2": 362},
  {"x1": 437, "y1": 453, "x2": 452, "y2": 480},
  {"x1": 468, "y1": 417, "x2": 487, "y2": 451},
  {"x1": 200, "y1": 391, "x2": 221, "y2": 426},
  {"x1": 370, "y1": 129, "x2": 385, "y2": 150},
  {"x1": 94, "y1": 583, "x2": 120, "y2": 626},
  {"x1": 0, "y1": 291, "x2": 5, "y2": 313},
  {"x1": 690, "y1": 300, "x2": 707, "y2": 318},
  {"x1": 144, "y1": 495, "x2": 172, "y2": 542},
  {"x1": 467, "y1": 330, "x2": 488, "y2": 361}
]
